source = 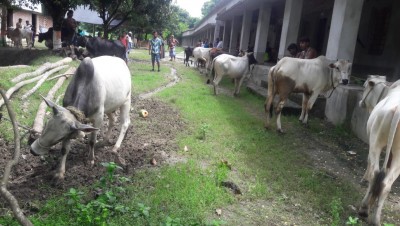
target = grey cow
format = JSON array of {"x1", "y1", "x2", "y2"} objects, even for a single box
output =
[{"x1": 31, "y1": 56, "x2": 132, "y2": 180}]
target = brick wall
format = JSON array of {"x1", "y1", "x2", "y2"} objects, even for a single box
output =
[{"x1": 11, "y1": 10, "x2": 53, "y2": 32}]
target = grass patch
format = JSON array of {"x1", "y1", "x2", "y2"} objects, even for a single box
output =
[{"x1": 0, "y1": 49, "x2": 372, "y2": 225}]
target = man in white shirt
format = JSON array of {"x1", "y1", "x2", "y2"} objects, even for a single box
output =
[{"x1": 216, "y1": 38, "x2": 223, "y2": 49}]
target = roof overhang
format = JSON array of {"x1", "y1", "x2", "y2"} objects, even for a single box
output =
[{"x1": 73, "y1": 5, "x2": 121, "y2": 26}]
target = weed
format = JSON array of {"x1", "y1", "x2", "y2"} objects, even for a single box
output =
[
  {"x1": 133, "y1": 203, "x2": 151, "y2": 218},
  {"x1": 383, "y1": 224, "x2": 395, "y2": 226},
  {"x1": 346, "y1": 216, "x2": 360, "y2": 225},
  {"x1": 330, "y1": 197, "x2": 343, "y2": 226},
  {"x1": 64, "y1": 162, "x2": 130, "y2": 226},
  {"x1": 161, "y1": 216, "x2": 181, "y2": 226},
  {"x1": 198, "y1": 123, "x2": 210, "y2": 140}
]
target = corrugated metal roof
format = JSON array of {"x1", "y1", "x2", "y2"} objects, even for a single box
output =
[{"x1": 73, "y1": 5, "x2": 120, "y2": 26}]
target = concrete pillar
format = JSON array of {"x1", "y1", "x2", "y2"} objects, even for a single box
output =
[
  {"x1": 278, "y1": 0, "x2": 303, "y2": 59},
  {"x1": 254, "y1": 3, "x2": 272, "y2": 63},
  {"x1": 229, "y1": 16, "x2": 241, "y2": 54},
  {"x1": 240, "y1": 10, "x2": 253, "y2": 52},
  {"x1": 214, "y1": 20, "x2": 223, "y2": 45},
  {"x1": 223, "y1": 20, "x2": 231, "y2": 50},
  {"x1": 326, "y1": 0, "x2": 364, "y2": 61}
]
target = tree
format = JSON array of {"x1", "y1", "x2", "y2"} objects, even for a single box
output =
[
  {"x1": 201, "y1": 0, "x2": 220, "y2": 17},
  {"x1": 86, "y1": 0, "x2": 172, "y2": 39}
]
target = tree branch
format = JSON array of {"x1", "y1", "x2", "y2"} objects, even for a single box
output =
[{"x1": 0, "y1": 89, "x2": 33, "y2": 226}]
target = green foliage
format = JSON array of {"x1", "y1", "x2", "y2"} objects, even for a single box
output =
[
  {"x1": 330, "y1": 197, "x2": 343, "y2": 226},
  {"x1": 346, "y1": 216, "x2": 360, "y2": 225},
  {"x1": 198, "y1": 122, "x2": 210, "y2": 140},
  {"x1": 64, "y1": 162, "x2": 129, "y2": 226},
  {"x1": 201, "y1": 0, "x2": 221, "y2": 17}
]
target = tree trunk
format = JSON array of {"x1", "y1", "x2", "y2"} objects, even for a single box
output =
[
  {"x1": 53, "y1": 30, "x2": 62, "y2": 50},
  {"x1": 0, "y1": 6, "x2": 7, "y2": 47},
  {"x1": 103, "y1": 24, "x2": 109, "y2": 40}
]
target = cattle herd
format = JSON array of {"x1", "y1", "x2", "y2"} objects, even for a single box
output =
[{"x1": 7, "y1": 35, "x2": 394, "y2": 224}]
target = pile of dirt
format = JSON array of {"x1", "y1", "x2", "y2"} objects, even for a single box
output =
[{"x1": 0, "y1": 97, "x2": 185, "y2": 214}]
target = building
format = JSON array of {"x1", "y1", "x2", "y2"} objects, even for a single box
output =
[{"x1": 182, "y1": 0, "x2": 400, "y2": 143}]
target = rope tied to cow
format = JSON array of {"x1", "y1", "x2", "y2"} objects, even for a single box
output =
[{"x1": 327, "y1": 67, "x2": 337, "y2": 98}]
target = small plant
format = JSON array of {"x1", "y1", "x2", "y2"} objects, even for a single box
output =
[
  {"x1": 65, "y1": 162, "x2": 129, "y2": 226},
  {"x1": 161, "y1": 216, "x2": 181, "y2": 226},
  {"x1": 133, "y1": 203, "x2": 151, "y2": 218},
  {"x1": 346, "y1": 216, "x2": 359, "y2": 225},
  {"x1": 383, "y1": 223, "x2": 395, "y2": 226},
  {"x1": 207, "y1": 219, "x2": 227, "y2": 226},
  {"x1": 330, "y1": 197, "x2": 343, "y2": 226},
  {"x1": 198, "y1": 123, "x2": 210, "y2": 140}
]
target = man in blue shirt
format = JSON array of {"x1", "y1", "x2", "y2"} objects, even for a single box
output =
[{"x1": 148, "y1": 31, "x2": 163, "y2": 72}]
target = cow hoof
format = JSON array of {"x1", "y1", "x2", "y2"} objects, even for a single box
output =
[{"x1": 277, "y1": 129, "x2": 285, "y2": 134}]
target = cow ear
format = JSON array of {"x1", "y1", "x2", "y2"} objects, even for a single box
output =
[
  {"x1": 72, "y1": 122, "x2": 99, "y2": 132},
  {"x1": 41, "y1": 95, "x2": 61, "y2": 115},
  {"x1": 329, "y1": 63, "x2": 336, "y2": 69}
]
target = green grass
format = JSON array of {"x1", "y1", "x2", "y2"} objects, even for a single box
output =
[{"x1": 0, "y1": 49, "x2": 375, "y2": 225}]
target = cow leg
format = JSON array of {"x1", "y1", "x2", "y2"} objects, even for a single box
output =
[
  {"x1": 264, "y1": 93, "x2": 275, "y2": 129},
  {"x1": 234, "y1": 76, "x2": 246, "y2": 97},
  {"x1": 213, "y1": 73, "x2": 223, "y2": 95},
  {"x1": 299, "y1": 94, "x2": 310, "y2": 122},
  {"x1": 111, "y1": 99, "x2": 131, "y2": 166},
  {"x1": 362, "y1": 135, "x2": 385, "y2": 183},
  {"x1": 88, "y1": 114, "x2": 103, "y2": 166},
  {"x1": 276, "y1": 96, "x2": 288, "y2": 133},
  {"x1": 104, "y1": 113, "x2": 115, "y2": 144},
  {"x1": 302, "y1": 92, "x2": 319, "y2": 124},
  {"x1": 54, "y1": 139, "x2": 71, "y2": 180}
]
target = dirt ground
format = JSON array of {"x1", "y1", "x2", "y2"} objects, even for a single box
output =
[{"x1": 1, "y1": 49, "x2": 400, "y2": 224}]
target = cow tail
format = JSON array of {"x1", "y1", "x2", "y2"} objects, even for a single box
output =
[
  {"x1": 371, "y1": 106, "x2": 400, "y2": 200},
  {"x1": 266, "y1": 66, "x2": 276, "y2": 118},
  {"x1": 208, "y1": 57, "x2": 217, "y2": 84}
]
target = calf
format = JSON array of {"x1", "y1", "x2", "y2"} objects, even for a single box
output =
[
  {"x1": 30, "y1": 56, "x2": 131, "y2": 180},
  {"x1": 264, "y1": 56, "x2": 351, "y2": 133},
  {"x1": 210, "y1": 52, "x2": 258, "y2": 96},
  {"x1": 183, "y1": 46, "x2": 193, "y2": 66},
  {"x1": 359, "y1": 76, "x2": 392, "y2": 113},
  {"x1": 358, "y1": 84, "x2": 400, "y2": 225}
]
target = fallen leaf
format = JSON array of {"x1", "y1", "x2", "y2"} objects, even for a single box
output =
[
  {"x1": 347, "y1": 151, "x2": 357, "y2": 156},
  {"x1": 150, "y1": 158, "x2": 157, "y2": 166},
  {"x1": 215, "y1": 208, "x2": 222, "y2": 216},
  {"x1": 184, "y1": 145, "x2": 188, "y2": 152}
]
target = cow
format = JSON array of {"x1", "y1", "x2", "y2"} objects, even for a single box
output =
[
  {"x1": 38, "y1": 27, "x2": 87, "y2": 49},
  {"x1": 183, "y1": 47, "x2": 193, "y2": 67},
  {"x1": 264, "y1": 56, "x2": 351, "y2": 133},
  {"x1": 358, "y1": 84, "x2": 400, "y2": 226},
  {"x1": 85, "y1": 37, "x2": 127, "y2": 63},
  {"x1": 359, "y1": 76, "x2": 391, "y2": 113},
  {"x1": 30, "y1": 56, "x2": 131, "y2": 180},
  {"x1": 210, "y1": 52, "x2": 258, "y2": 96},
  {"x1": 193, "y1": 47, "x2": 212, "y2": 68},
  {"x1": 7, "y1": 27, "x2": 33, "y2": 48}
]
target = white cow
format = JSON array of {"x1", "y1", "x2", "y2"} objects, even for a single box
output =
[
  {"x1": 359, "y1": 76, "x2": 392, "y2": 113},
  {"x1": 210, "y1": 53, "x2": 258, "y2": 96},
  {"x1": 7, "y1": 27, "x2": 33, "y2": 48},
  {"x1": 192, "y1": 47, "x2": 211, "y2": 68},
  {"x1": 264, "y1": 56, "x2": 351, "y2": 133},
  {"x1": 30, "y1": 56, "x2": 131, "y2": 180},
  {"x1": 358, "y1": 84, "x2": 400, "y2": 226}
]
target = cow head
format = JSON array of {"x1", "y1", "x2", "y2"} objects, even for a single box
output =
[
  {"x1": 329, "y1": 60, "x2": 351, "y2": 85},
  {"x1": 246, "y1": 52, "x2": 258, "y2": 66},
  {"x1": 359, "y1": 76, "x2": 388, "y2": 113},
  {"x1": 30, "y1": 97, "x2": 98, "y2": 156}
]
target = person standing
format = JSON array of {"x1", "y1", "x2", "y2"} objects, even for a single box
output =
[
  {"x1": 168, "y1": 34, "x2": 179, "y2": 61},
  {"x1": 119, "y1": 32, "x2": 128, "y2": 63},
  {"x1": 298, "y1": 37, "x2": 317, "y2": 59},
  {"x1": 148, "y1": 31, "x2": 163, "y2": 72},
  {"x1": 127, "y1": 31, "x2": 133, "y2": 54},
  {"x1": 63, "y1": 10, "x2": 78, "y2": 46}
]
